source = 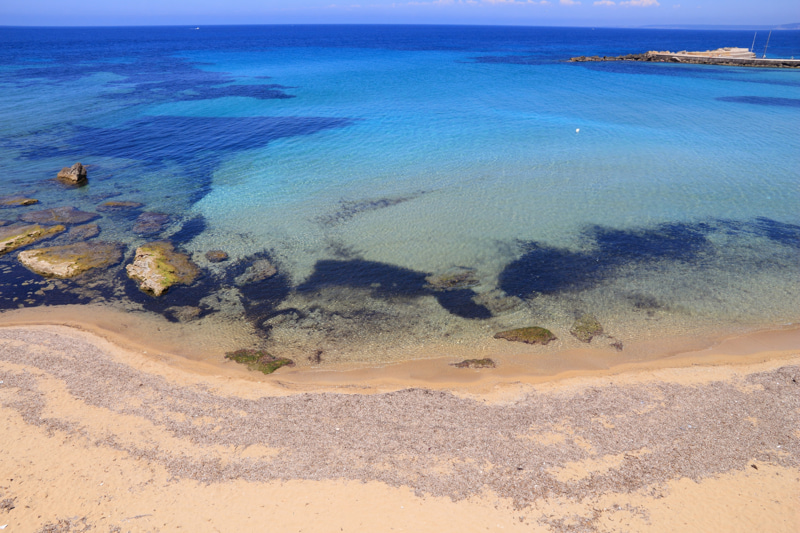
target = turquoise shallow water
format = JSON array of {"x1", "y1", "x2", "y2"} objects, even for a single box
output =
[{"x1": 1, "y1": 26, "x2": 799, "y2": 362}]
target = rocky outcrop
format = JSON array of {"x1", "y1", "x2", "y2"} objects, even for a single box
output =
[
  {"x1": 65, "y1": 223, "x2": 100, "y2": 243},
  {"x1": 235, "y1": 259, "x2": 277, "y2": 285},
  {"x1": 569, "y1": 53, "x2": 800, "y2": 69},
  {"x1": 18, "y1": 242, "x2": 123, "y2": 278},
  {"x1": 570, "y1": 314, "x2": 604, "y2": 343},
  {"x1": 205, "y1": 250, "x2": 229, "y2": 263},
  {"x1": 125, "y1": 241, "x2": 199, "y2": 297},
  {"x1": 20, "y1": 206, "x2": 99, "y2": 225},
  {"x1": 494, "y1": 326, "x2": 556, "y2": 345},
  {"x1": 56, "y1": 163, "x2": 88, "y2": 184},
  {"x1": 425, "y1": 266, "x2": 480, "y2": 291},
  {"x1": 133, "y1": 212, "x2": 170, "y2": 235},
  {"x1": 0, "y1": 224, "x2": 66, "y2": 256},
  {"x1": 0, "y1": 197, "x2": 38, "y2": 208}
]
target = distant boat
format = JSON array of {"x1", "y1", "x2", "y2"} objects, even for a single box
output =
[{"x1": 193, "y1": 27, "x2": 200, "y2": 30}]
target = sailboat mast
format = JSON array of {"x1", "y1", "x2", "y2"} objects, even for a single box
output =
[
  {"x1": 750, "y1": 32, "x2": 757, "y2": 52},
  {"x1": 762, "y1": 30, "x2": 772, "y2": 59}
]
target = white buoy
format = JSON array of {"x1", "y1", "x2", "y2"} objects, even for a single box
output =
[{"x1": 576, "y1": 128, "x2": 580, "y2": 133}]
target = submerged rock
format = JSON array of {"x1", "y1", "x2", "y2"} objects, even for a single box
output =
[
  {"x1": 205, "y1": 250, "x2": 229, "y2": 263},
  {"x1": 165, "y1": 305, "x2": 202, "y2": 322},
  {"x1": 224, "y1": 349, "x2": 294, "y2": 374},
  {"x1": 133, "y1": 212, "x2": 170, "y2": 235},
  {"x1": 425, "y1": 266, "x2": 480, "y2": 291},
  {"x1": 126, "y1": 241, "x2": 199, "y2": 297},
  {"x1": 97, "y1": 200, "x2": 144, "y2": 212},
  {"x1": 65, "y1": 223, "x2": 100, "y2": 243},
  {"x1": 235, "y1": 259, "x2": 277, "y2": 285},
  {"x1": 56, "y1": 163, "x2": 88, "y2": 184},
  {"x1": 18, "y1": 241, "x2": 123, "y2": 279},
  {"x1": 570, "y1": 314, "x2": 604, "y2": 343},
  {"x1": 472, "y1": 289, "x2": 526, "y2": 315},
  {"x1": 20, "y1": 206, "x2": 99, "y2": 225},
  {"x1": 0, "y1": 196, "x2": 38, "y2": 208},
  {"x1": 451, "y1": 358, "x2": 496, "y2": 369},
  {"x1": 494, "y1": 326, "x2": 556, "y2": 345},
  {"x1": 0, "y1": 224, "x2": 66, "y2": 256}
]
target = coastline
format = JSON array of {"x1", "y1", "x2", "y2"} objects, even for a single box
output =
[{"x1": 0, "y1": 321, "x2": 797, "y2": 531}]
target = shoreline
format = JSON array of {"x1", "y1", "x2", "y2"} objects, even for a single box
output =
[{"x1": 0, "y1": 322, "x2": 797, "y2": 531}]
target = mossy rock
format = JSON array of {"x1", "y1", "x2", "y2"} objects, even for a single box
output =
[
  {"x1": 20, "y1": 206, "x2": 99, "y2": 225},
  {"x1": 125, "y1": 241, "x2": 199, "y2": 297},
  {"x1": 570, "y1": 314, "x2": 604, "y2": 343},
  {"x1": 18, "y1": 241, "x2": 123, "y2": 278},
  {"x1": 205, "y1": 250, "x2": 229, "y2": 263},
  {"x1": 425, "y1": 266, "x2": 480, "y2": 291},
  {"x1": 0, "y1": 224, "x2": 66, "y2": 256},
  {"x1": 451, "y1": 358, "x2": 496, "y2": 369},
  {"x1": 494, "y1": 327, "x2": 556, "y2": 345},
  {"x1": 0, "y1": 196, "x2": 38, "y2": 208},
  {"x1": 225, "y1": 349, "x2": 295, "y2": 374}
]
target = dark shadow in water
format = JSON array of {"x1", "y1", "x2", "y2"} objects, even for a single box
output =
[
  {"x1": 170, "y1": 216, "x2": 207, "y2": 246},
  {"x1": 499, "y1": 221, "x2": 714, "y2": 298},
  {"x1": 716, "y1": 96, "x2": 800, "y2": 108},
  {"x1": 19, "y1": 115, "x2": 354, "y2": 205},
  {"x1": 499, "y1": 218, "x2": 799, "y2": 299},
  {"x1": 0, "y1": 259, "x2": 94, "y2": 311},
  {"x1": 223, "y1": 251, "x2": 293, "y2": 325},
  {"x1": 296, "y1": 259, "x2": 492, "y2": 320}
]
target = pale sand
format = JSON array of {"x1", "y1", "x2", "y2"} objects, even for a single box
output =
[{"x1": 0, "y1": 324, "x2": 798, "y2": 532}]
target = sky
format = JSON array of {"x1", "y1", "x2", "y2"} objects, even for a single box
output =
[{"x1": 1, "y1": 0, "x2": 798, "y2": 27}]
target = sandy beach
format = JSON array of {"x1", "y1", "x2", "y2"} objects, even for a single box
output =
[{"x1": 0, "y1": 320, "x2": 798, "y2": 532}]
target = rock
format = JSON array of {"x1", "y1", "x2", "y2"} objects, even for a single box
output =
[
  {"x1": 125, "y1": 241, "x2": 199, "y2": 296},
  {"x1": 0, "y1": 197, "x2": 38, "y2": 208},
  {"x1": 235, "y1": 259, "x2": 277, "y2": 285},
  {"x1": 0, "y1": 224, "x2": 66, "y2": 256},
  {"x1": 17, "y1": 241, "x2": 123, "y2": 279},
  {"x1": 451, "y1": 358, "x2": 496, "y2": 369},
  {"x1": 97, "y1": 201, "x2": 144, "y2": 212},
  {"x1": 133, "y1": 212, "x2": 170, "y2": 235},
  {"x1": 224, "y1": 349, "x2": 295, "y2": 374},
  {"x1": 472, "y1": 290, "x2": 525, "y2": 314},
  {"x1": 165, "y1": 305, "x2": 202, "y2": 322},
  {"x1": 425, "y1": 266, "x2": 480, "y2": 291},
  {"x1": 570, "y1": 314, "x2": 604, "y2": 343},
  {"x1": 20, "y1": 206, "x2": 99, "y2": 225},
  {"x1": 65, "y1": 223, "x2": 100, "y2": 243},
  {"x1": 494, "y1": 326, "x2": 556, "y2": 345},
  {"x1": 56, "y1": 163, "x2": 88, "y2": 184},
  {"x1": 205, "y1": 250, "x2": 229, "y2": 263}
]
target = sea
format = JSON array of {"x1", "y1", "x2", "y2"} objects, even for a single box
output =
[{"x1": 1, "y1": 25, "x2": 798, "y2": 365}]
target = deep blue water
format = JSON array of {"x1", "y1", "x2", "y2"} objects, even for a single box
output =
[{"x1": 1, "y1": 25, "x2": 799, "y2": 362}]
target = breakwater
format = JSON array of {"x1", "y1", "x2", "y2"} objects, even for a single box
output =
[{"x1": 570, "y1": 51, "x2": 800, "y2": 69}]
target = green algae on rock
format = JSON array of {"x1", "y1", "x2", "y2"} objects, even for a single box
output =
[
  {"x1": 224, "y1": 349, "x2": 295, "y2": 374},
  {"x1": 0, "y1": 197, "x2": 39, "y2": 208},
  {"x1": 0, "y1": 224, "x2": 66, "y2": 256},
  {"x1": 125, "y1": 241, "x2": 199, "y2": 297},
  {"x1": 425, "y1": 266, "x2": 480, "y2": 291},
  {"x1": 17, "y1": 241, "x2": 123, "y2": 279},
  {"x1": 570, "y1": 314, "x2": 604, "y2": 343},
  {"x1": 20, "y1": 206, "x2": 99, "y2": 225},
  {"x1": 451, "y1": 358, "x2": 496, "y2": 369},
  {"x1": 494, "y1": 326, "x2": 556, "y2": 345}
]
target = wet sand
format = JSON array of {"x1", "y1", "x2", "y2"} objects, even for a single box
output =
[{"x1": 0, "y1": 321, "x2": 798, "y2": 531}]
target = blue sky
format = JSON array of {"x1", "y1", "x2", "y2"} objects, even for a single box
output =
[{"x1": 2, "y1": 0, "x2": 798, "y2": 27}]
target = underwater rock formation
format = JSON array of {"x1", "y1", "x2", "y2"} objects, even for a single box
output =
[
  {"x1": 56, "y1": 162, "x2": 88, "y2": 184},
  {"x1": 451, "y1": 358, "x2": 496, "y2": 369},
  {"x1": 126, "y1": 241, "x2": 199, "y2": 296},
  {"x1": 97, "y1": 200, "x2": 144, "y2": 211},
  {"x1": 235, "y1": 259, "x2": 277, "y2": 286},
  {"x1": 17, "y1": 241, "x2": 123, "y2": 279},
  {"x1": 570, "y1": 314, "x2": 604, "y2": 343},
  {"x1": 224, "y1": 349, "x2": 294, "y2": 374},
  {"x1": 205, "y1": 250, "x2": 229, "y2": 263},
  {"x1": 133, "y1": 212, "x2": 170, "y2": 235},
  {"x1": 425, "y1": 266, "x2": 480, "y2": 291},
  {"x1": 0, "y1": 197, "x2": 38, "y2": 208},
  {"x1": 65, "y1": 223, "x2": 100, "y2": 243},
  {"x1": 494, "y1": 326, "x2": 556, "y2": 345},
  {"x1": 0, "y1": 224, "x2": 66, "y2": 256},
  {"x1": 20, "y1": 206, "x2": 99, "y2": 225}
]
